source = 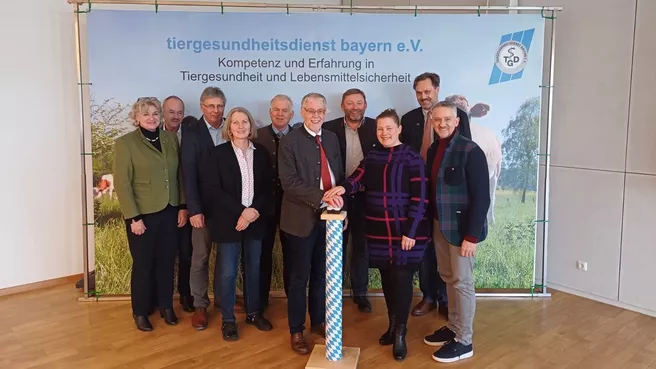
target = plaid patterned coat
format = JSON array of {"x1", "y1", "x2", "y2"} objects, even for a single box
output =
[
  {"x1": 426, "y1": 133, "x2": 491, "y2": 246},
  {"x1": 342, "y1": 144, "x2": 430, "y2": 269}
]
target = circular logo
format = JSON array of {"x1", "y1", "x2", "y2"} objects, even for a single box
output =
[{"x1": 495, "y1": 40, "x2": 528, "y2": 74}]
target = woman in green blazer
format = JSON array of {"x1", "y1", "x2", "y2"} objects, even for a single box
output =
[{"x1": 113, "y1": 97, "x2": 188, "y2": 332}]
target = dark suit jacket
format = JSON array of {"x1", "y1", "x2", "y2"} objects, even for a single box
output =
[
  {"x1": 202, "y1": 141, "x2": 272, "y2": 243},
  {"x1": 322, "y1": 116, "x2": 380, "y2": 173},
  {"x1": 178, "y1": 116, "x2": 197, "y2": 140},
  {"x1": 253, "y1": 124, "x2": 294, "y2": 208},
  {"x1": 426, "y1": 133, "x2": 490, "y2": 245},
  {"x1": 278, "y1": 125, "x2": 345, "y2": 238},
  {"x1": 180, "y1": 115, "x2": 220, "y2": 217},
  {"x1": 400, "y1": 107, "x2": 472, "y2": 153}
]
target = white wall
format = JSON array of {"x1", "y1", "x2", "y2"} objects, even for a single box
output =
[
  {"x1": 0, "y1": 1, "x2": 83, "y2": 289},
  {"x1": 522, "y1": 0, "x2": 656, "y2": 317}
]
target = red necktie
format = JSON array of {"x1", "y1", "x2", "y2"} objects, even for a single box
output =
[{"x1": 316, "y1": 136, "x2": 332, "y2": 191}]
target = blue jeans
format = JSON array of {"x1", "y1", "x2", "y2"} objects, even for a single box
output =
[{"x1": 215, "y1": 237, "x2": 262, "y2": 322}]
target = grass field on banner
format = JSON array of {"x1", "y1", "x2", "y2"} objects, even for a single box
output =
[{"x1": 93, "y1": 189, "x2": 536, "y2": 295}]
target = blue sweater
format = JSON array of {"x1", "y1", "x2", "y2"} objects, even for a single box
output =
[{"x1": 342, "y1": 144, "x2": 430, "y2": 269}]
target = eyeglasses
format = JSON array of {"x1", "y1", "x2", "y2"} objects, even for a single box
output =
[
  {"x1": 303, "y1": 107, "x2": 327, "y2": 116},
  {"x1": 202, "y1": 103, "x2": 225, "y2": 111},
  {"x1": 137, "y1": 96, "x2": 158, "y2": 102}
]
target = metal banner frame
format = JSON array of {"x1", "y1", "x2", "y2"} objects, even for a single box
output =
[{"x1": 69, "y1": 0, "x2": 562, "y2": 301}]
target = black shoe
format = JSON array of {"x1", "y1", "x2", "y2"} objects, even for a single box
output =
[
  {"x1": 133, "y1": 315, "x2": 153, "y2": 332},
  {"x1": 222, "y1": 322, "x2": 239, "y2": 341},
  {"x1": 180, "y1": 295, "x2": 195, "y2": 313},
  {"x1": 246, "y1": 313, "x2": 273, "y2": 331},
  {"x1": 379, "y1": 315, "x2": 396, "y2": 346},
  {"x1": 353, "y1": 296, "x2": 372, "y2": 313},
  {"x1": 392, "y1": 323, "x2": 407, "y2": 361},
  {"x1": 432, "y1": 340, "x2": 473, "y2": 363},
  {"x1": 159, "y1": 308, "x2": 178, "y2": 326},
  {"x1": 424, "y1": 326, "x2": 456, "y2": 347}
]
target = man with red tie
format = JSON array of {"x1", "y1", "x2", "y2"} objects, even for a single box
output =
[{"x1": 278, "y1": 92, "x2": 346, "y2": 354}]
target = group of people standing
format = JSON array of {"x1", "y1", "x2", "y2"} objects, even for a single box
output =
[{"x1": 112, "y1": 72, "x2": 490, "y2": 364}]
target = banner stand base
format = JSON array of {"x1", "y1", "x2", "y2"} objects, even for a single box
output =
[{"x1": 306, "y1": 345, "x2": 360, "y2": 369}]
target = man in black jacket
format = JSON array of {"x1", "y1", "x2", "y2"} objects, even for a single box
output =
[
  {"x1": 400, "y1": 72, "x2": 471, "y2": 319},
  {"x1": 278, "y1": 92, "x2": 345, "y2": 355},
  {"x1": 181, "y1": 86, "x2": 227, "y2": 330},
  {"x1": 253, "y1": 94, "x2": 295, "y2": 309},
  {"x1": 323, "y1": 88, "x2": 379, "y2": 313}
]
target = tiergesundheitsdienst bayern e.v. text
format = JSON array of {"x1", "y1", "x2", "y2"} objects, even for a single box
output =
[{"x1": 169, "y1": 37, "x2": 421, "y2": 84}]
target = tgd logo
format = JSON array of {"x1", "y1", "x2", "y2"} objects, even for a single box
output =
[
  {"x1": 488, "y1": 28, "x2": 534, "y2": 85},
  {"x1": 495, "y1": 40, "x2": 528, "y2": 74}
]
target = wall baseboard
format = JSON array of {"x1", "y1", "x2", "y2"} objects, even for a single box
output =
[
  {"x1": 0, "y1": 274, "x2": 83, "y2": 297},
  {"x1": 548, "y1": 282, "x2": 656, "y2": 318}
]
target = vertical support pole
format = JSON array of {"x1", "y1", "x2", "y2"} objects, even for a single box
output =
[
  {"x1": 74, "y1": 3, "x2": 91, "y2": 297},
  {"x1": 541, "y1": 12, "x2": 557, "y2": 295},
  {"x1": 325, "y1": 215, "x2": 344, "y2": 361}
]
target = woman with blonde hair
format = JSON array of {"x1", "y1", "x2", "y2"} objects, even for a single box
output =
[
  {"x1": 202, "y1": 107, "x2": 273, "y2": 341},
  {"x1": 113, "y1": 97, "x2": 188, "y2": 332}
]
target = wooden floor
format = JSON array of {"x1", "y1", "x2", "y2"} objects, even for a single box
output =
[{"x1": 2, "y1": 286, "x2": 656, "y2": 369}]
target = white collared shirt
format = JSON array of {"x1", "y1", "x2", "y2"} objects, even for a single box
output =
[
  {"x1": 343, "y1": 118, "x2": 364, "y2": 177},
  {"x1": 304, "y1": 124, "x2": 336, "y2": 190},
  {"x1": 164, "y1": 123, "x2": 182, "y2": 143},
  {"x1": 232, "y1": 141, "x2": 256, "y2": 207},
  {"x1": 205, "y1": 117, "x2": 225, "y2": 146}
]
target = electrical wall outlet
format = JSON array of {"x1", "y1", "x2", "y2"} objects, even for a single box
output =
[{"x1": 576, "y1": 261, "x2": 588, "y2": 271}]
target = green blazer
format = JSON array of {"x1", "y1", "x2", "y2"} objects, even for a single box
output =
[{"x1": 113, "y1": 128, "x2": 185, "y2": 220}]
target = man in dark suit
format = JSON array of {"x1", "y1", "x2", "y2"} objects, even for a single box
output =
[
  {"x1": 278, "y1": 92, "x2": 345, "y2": 355},
  {"x1": 180, "y1": 86, "x2": 227, "y2": 330},
  {"x1": 253, "y1": 94, "x2": 295, "y2": 310},
  {"x1": 161, "y1": 95, "x2": 195, "y2": 313},
  {"x1": 400, "y1": 72, "x2": 471, "y2": 319},
  {"x1": 323, "y1": 88, "x2": 379, "y2": 313}
]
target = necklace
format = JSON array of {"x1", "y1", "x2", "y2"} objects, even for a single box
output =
[{"x1": 144, "y1": 136, "x2": 159, "y2": 143}]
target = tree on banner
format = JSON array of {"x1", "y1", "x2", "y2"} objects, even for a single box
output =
[
  {"x1": 90, "y1": 98, "x2": 129, "y2": 182},
  {"x1": 499, "y1": 97, "x2": 540, "y2": 203}
]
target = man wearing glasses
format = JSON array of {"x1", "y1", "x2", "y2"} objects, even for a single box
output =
[
  {"x1": 278, "y1": 93, "x2": 346, "y2": 354},
  {"x1": 181, "y1": 86, "x2": 227, "y2": 330}
]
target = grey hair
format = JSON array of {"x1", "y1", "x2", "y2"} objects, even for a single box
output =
[
  {"x1": 200, "y1": 86, "x2": 226, "y2": 104},
  {"x1": 429, "y1": 100, "x2": 458, "y2": 116},
  {"x1": 270, "y1": 94, "x2": 294, "y2": 109},
  {"x1": 300, "y1": 92, "x2": 326, "y2": 107},
  {"x1": 444, "y1": 94, "x2": 469, "y2": 112}
]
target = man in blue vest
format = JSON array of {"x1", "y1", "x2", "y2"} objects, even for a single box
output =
[{"x1": 423, "y1": 101, "x2": 490, "y2": 363}]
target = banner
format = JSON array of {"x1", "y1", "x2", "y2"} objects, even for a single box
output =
[{"x1": 87, "y1": 10, "x2": 545, "y2": 295}]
